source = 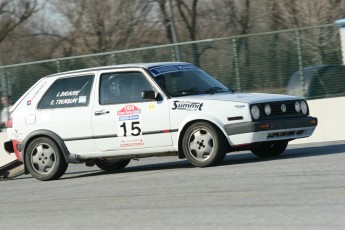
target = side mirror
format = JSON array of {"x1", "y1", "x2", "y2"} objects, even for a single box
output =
[{"x1": 141, "y1": 90, "x2": 157, "y2": 100}]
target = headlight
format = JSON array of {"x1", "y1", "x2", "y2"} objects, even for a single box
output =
[
  {"x1": 264, "y1": 104, "x2": 271, "y2": 116},
  {"x1": 251, "y1": 105, "x2": 260, "y2": 120},
  {"x1": 295, "y1": 101, "x2": 301, "y2": 113},
  {"x1": 301, "y1": 101, "x2": 308, "y2": 115}
]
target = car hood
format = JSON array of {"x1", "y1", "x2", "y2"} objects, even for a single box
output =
[{"x1": 174, "y1": 92, "x2": 302, "y2": 104}]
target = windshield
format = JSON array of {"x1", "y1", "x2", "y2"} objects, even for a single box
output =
[{"x1": 149, "y1": 64, "x2": 230, "y2": 97}]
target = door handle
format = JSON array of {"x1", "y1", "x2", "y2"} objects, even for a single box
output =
[{"x1": 95, "y1": 110, "x2": 110, "y2": 116}]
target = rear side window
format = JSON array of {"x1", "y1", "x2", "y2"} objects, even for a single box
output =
[{"x1": 38, "y1": 75, "x2": 94, "y2": 109}]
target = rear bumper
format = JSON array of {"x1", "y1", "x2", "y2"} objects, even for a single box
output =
[{"x1": 4, "y1": 140, "x2": 22, "y2": 161}]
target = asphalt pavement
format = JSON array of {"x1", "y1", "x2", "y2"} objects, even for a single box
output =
[{"x1": 0, "y1": 141, "x2": 344, "y2": 230}]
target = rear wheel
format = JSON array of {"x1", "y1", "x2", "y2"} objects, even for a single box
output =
[
  {"x1": 25, "y1": 137, "x2": 68, "y2": 181},
  {"x1": 251, "y1": 141, "x2": 288, "y2": 158},
  {"x1": 182, "y1": 122, "x2": 227, "y2": 167},
  {"x1": 95, "y1": 158, "x2": 131, "y2": 171}
]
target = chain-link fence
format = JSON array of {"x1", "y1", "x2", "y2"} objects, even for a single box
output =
[{"x1": 1, "y1": 23, "x2": 344, "y2": 104}]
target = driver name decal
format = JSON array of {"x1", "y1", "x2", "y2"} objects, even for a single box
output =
[
  {"x1": 172, "y1": 101, "x2": 204, "y2": 111},
  {"x1": 50, "y1": 90, "x2": 87, "y2": 106}
]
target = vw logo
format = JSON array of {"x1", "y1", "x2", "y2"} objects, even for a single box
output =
[{"x1": 281, "y1": 104, "x2": 287, "y2": 112}]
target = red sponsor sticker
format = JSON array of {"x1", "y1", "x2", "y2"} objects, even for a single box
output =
[
  {"x1": 117, "y1": 105, "x2": 141, "y2": 116},
  {"x1": 120, "y1": 142, "x2": 145, "y2": 147},
  {"x1": 120, "y1": 138, "x2": 144, "y2": 147}
]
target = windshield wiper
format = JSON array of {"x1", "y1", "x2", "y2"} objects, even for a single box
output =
[
  {"x1": 174, "y1": 87, "x2": 230, "y2": 96},
  {"x1": 205, "y1": 87, "x2": 230, "y2": 94},
  {"x1": 174, "y1": 89, "x2": 201, "y2": 96}
]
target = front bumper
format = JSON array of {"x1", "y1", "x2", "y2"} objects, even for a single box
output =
[{"x1": 224, "y1": 116, "x2": 318, "y2": 146}]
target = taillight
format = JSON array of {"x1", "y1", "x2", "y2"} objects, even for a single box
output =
[{"x1": 6, "y1": 115, "x2": 12, "y2": 128}]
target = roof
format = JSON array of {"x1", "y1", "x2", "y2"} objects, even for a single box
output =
[{"x1": 46, "y1": 62, "x2": 190, "y2": 78}]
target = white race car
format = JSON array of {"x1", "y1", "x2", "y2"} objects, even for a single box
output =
[{"x1": 4, "y1": 62, "x2": 318, "y2": 180}]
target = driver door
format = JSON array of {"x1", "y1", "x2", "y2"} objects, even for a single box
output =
[{"x1": 91, "y1": 69, "x2": 172, "y2": 152}]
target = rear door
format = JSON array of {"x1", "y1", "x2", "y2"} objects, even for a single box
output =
[
  {"x1": 91, "y1": 68, "x2": 172, "y2": 152},
  {"x1": 36, "y1": 72, "x2": 97, "y2": 154}
]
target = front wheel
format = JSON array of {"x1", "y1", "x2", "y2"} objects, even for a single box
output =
[
  {"x1": 25, "y1": 137, "x2": 68, "y2": 181},
  {"x1": 182, "y1": 122, "x2": 227, "y2": 167},
  {"x1": 251, "y1": 141, "x2": 288, "y2": 158},
  {"x1": 95, "y1": 158, "x2": 131, "y2": 171}
]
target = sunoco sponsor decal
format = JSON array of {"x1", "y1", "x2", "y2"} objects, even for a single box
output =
[
  {"x1": 119, "y1": 115, "x2": 139, "y2": 121},
  {"x1": 172, "y1": 101, "x2": 204, "y2": 111}
]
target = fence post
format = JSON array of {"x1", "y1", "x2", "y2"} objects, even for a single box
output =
[
  {"x1": 56, "y1": 59, "x2": 61, "y2": 72},
  {"x1": 335, "y1": 19, "x2": 345, "y2": 64},
  {"x1": 168, "y1": 0, "x2": 180, "y2": 62},
  {"x1": 0, "y1": 67, "x2": 10, "y2": 96},
  {"x1": 0, "y1": 67, "x2": 4, "y2": 95},
  {"x1": 295, "y1": 30, "x2": 305, "y2": 96},
  {"x1": 111, "y1": 52, "x2": 117, "y2": 65},
  {"x1": 232, "y1": 38, "x2": 241, "y2": 92},
  {"x1": 4, "y1": 69, "x2": 9, "y2": 96}
]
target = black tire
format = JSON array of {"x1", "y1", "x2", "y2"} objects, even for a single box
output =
[
  {"x1": 251, "y1": 141, "x2": 288, "y2": 158},
  {"x1": 182, "y1": 122, "x2": 227, "y2": 167},
  {"x1": 25, "y1": 137, "x2": 68, "y2": 181},
  {"x1": 95, "y1": 159, "x2": 131, "y2": 171}
]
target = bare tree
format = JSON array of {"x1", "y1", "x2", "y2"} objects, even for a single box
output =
[
  {"x1": 175, "y1": 0, "x2": 199, "y2": 41},
  {"x1": 154, "y1": 0, "x2": 221, "y2": 42},
  {"x1": 153, "y1": 0, "x2": 202, "y2": 64},
  {"x1": 154, "y1": 0, "x2": 175, "y2": 44},
  {"x1": 0, "y1": 0, "x2": 38, "y2": 44},
  {"x1": 264, "y1": 0, "x2": 345, "y2": 29},
  {"x1": 49, "y1": 0, "x2": 153, "y2": 57},
  {"x1": 0, "y1": 0, "x2": 39, "y2": 65},
  {"x1": 2, "y1": 0, "x2": 345, "y2": 66},
  {"x1": 215, "y1": 0, "x2": 252, "y2": 35}
]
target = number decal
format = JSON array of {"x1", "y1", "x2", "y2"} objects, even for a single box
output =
[
  {"x1": 117, "y1": 105, "x2": 143, "y2": 141},
  {"x1": 120, "y1": 121, "x2": 142, "y2": 137},
  {"x1": 131, "y1": 121, "x2": 141, "y2": 136},
  {"x1": 120, "y1": 122, "x2": 127, "y2": 136}
]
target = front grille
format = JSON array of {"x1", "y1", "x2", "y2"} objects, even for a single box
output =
[
  {"x1": 270, "y1": 101, "x2": 296, "y2": 116},
  {"x1": 257, "y1": 100, "x2": 307, "y2": 120}
]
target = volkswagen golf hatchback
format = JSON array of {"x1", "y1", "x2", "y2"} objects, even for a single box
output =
[{"x1": 4, "y1": 62, "x2": 318, "y2": 180}]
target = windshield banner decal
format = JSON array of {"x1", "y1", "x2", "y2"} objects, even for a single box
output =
[{"x1": 149, "y1": 64, "x2": 197, "y2": 77}]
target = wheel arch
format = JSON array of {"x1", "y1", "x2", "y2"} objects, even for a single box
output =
[
  {"x1": 177, "y1": 117, "x2": 232, "y2": 159},
  {"x1": 21, "y1": 130, "x2": 78, "y2": 172}
]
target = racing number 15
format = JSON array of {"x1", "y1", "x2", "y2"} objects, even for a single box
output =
[{"x1": 120, "y1": 121, "x2": 141, "y2": 136}]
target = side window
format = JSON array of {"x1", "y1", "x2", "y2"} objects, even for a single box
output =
[
  {"x1": 100, "y1": 72, "x2": 153, "y2": 105},
  {"x1": 38, "y1": 75, "x2": 94, "y2": 109}
]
